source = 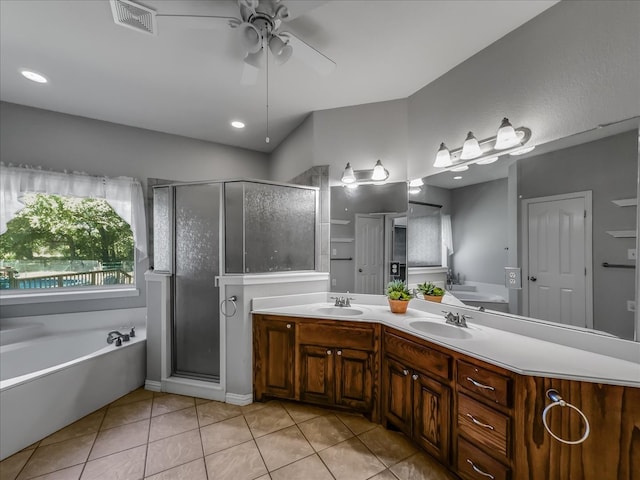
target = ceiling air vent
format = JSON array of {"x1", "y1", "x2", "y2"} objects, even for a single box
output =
[{"x1": 110, "y1": 0, "x2": 157, "y2": 36}]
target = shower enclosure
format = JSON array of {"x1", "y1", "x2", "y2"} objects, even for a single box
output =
[{"x1": 152, "y1": 180, "x2": 317, "y2": 393}]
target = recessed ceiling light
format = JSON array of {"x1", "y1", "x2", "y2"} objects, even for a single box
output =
[
  {"x1": 510, "y1": 145, "x2": 535, "y2": 156},
  {"x1": 476, "y1": 156, "x2": 499, "y2": 165},
  {"x1": 451, "y1": 165, "x2": 469, "y2": 172},
  {"x1": 20, "y1": 69, "x2": 48, "y2": 84},
  {"x1": 453, "y1": 176, "x2": 463, "y2": 180},
  {"x1": 231, "y1": 121, "x2": 245, "y2": 129}
]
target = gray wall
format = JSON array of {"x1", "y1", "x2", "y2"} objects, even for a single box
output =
[
  {"x1": 408, "y1": 0, "x2": 640, "y2": 180},
  {"x1": 0, "y1": 102, "x2": 269, "y2": 318},
  {"x1": 451, "y1": 179, "x2": 508, "y2": 285},
  {"x1": 518, "y1": 130, "x2": 638, "y2": 339}
]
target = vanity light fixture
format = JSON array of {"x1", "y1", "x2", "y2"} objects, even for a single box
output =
[
  {"x1": 432, "y1": 119, "x2": 532, "y2": 169},
  {"x1": 340, "y1": 160, "x2": 389, "y2": 186},
  {"x1": 460, "y1": 132, "x2": 483, "y2": 160}
]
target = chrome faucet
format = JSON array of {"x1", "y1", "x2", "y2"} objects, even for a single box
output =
[
  {"x1": 442, "y1": 311, "x2": 470, "y2": 328},
  {"x1": 330, "y1": 293, "x2": 354, "y2": 307},
  {"x1": 107, "y1": 330, "x2": 130, "y2": 345}
]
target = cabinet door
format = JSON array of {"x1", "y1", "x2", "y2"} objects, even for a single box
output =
[
  {"x1": 413, "y1": 371, "x2": 451, "y2": 465},
  {"x1": 254, "y1": 318, "x2": 295, "y2": 400},
  {"x1": 300, "y1": 344, "x2": 335, "y2": 406},
  {"x1": 383, "y1": 356, "x2": 412, "y2": 436},
  {"x1": 335, "y1": 348, "x2": 373, "y2": 412}
]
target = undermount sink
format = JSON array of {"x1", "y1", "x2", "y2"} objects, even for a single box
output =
[
  {"x1": 314, "y1": 307, "x2": 364, "y2": 317},
  {"x1": 409, "y1": 321, "x2": 473, "y2": 339}
]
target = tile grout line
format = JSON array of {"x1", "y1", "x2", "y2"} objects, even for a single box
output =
[
  {"x1": 78, "y1": 404, "x2": 111, "y2": 479},
  {"x1": 140, "y1": 392, "x2": 156, "y2": 480}
]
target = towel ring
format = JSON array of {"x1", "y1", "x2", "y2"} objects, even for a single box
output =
[
  {"x1": 220, "y1": 295, "x2": 238, "y2": 318},
  {"x1": 542, "y1": 389, "x2": 590, "y2": 445}
]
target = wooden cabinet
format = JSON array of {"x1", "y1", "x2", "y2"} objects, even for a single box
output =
[
  {"x1": 253, "y1": 315, "x2": 378, "y2": 415},
  {"x1": 382, "y1": 329, "x2": 451, "y2": 464},
  {"x1": 253, "y1": 316, "x2": 296, "y2": 401}
]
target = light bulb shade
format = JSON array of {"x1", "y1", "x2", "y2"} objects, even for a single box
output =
[
  {"x1": 341, "y1": 163, "x2": 356, "y2": 184},
  {"x1": 494, "y1": 118, "x2": 520, "y2": 150},
  {"x1": 371, "y1": 160, "x2": 388, "y2": 181},
  {"x1": 460, "y1": 132, "x2": 483, "y2": 159},
  {"x1": 433, "y1": 143, "x2": 452, "y2": 167},
  {"x1": 269, "y1": 36, "x2": 293, "y2": 65},
  {"x1": 238, "y1": 22, "x2": 262, "y2": 54},
  {"x1": 243, "y1": 50, "x2": 264, "y2": 69}
]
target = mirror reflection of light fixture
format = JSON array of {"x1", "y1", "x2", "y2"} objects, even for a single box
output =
[
  {"x1": 460, "y1": 132, "x2": 483, "y2": 160},
  {"x1": 494, "y1": 118, "x2": 520, "y2": 149},
  {"x1": 451, "y1": 165, "x2": 469, "y2": 172},
  {"x1": 433, "y1": 119, "x2": 532, "y2": 170},
  {"x1": 409, "y1": 178, "x2": 424, "y2": 187},
  {"x1": 340, "y1": 160, "x2": 390, "y2": 186},
  {"x1": 433, "y1": 143, "x2": 452, "y2": 167}
]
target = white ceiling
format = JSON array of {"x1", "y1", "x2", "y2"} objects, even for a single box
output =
[{"x1": 0, "y1": 0, "x2": 557, "y2": 153}]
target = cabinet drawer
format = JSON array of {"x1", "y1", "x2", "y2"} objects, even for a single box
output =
[
  {"x1": 457, "y1": 393, "x2": 510, "y2": 460},
  {"x1": 457, "y1": 437, "x2": 510, "y2": 480},
  {"x1": 298, "y1": 323, "x2": 375, "y2": 350},
  {"x1": 457, "y1": 361, "x2": 511, "y2": 407},
  {"x1": 384, "y1": 332, "x2": 451, "y2": 381}
]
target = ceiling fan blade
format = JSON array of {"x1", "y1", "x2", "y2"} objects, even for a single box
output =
[
  {"x1": 281, "y1": 1, "x2": 328, "y2": 21},
  {"x1": 241, "y1": 61, "x2": 260, "y2": 86},
  {"x1": 155, "y1": 14, "x2": 236, "y2": 31},
  {"x1": 284, "y1": 31, "x2": 335, "y2": 75}
]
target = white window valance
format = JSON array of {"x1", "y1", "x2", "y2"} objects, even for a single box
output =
[{"x1": 0, "y1": 164, "x2": 148, "y2": 259}]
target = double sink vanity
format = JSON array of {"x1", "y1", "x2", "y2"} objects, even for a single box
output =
[{"x1": 252, "y1": 293, "x2": 639, "y2": 480}]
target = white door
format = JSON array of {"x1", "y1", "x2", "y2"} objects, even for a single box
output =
[
  {"x1": 355, "y1": 215, "x2": 385, "y2": 294},
  {"x1": 523, "y1": 192, "x2": 592, "y2": 328}
]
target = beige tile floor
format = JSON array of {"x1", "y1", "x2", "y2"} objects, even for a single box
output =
[{"x1": 0, "y1": 389, "x2": 456, "y2": 480}]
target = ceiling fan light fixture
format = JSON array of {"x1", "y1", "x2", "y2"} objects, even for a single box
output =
[
  {"x1": 494, "y1": 117, "x2": 520, "y2": 150},
  {"x1": 243, "y1": 50, "x2": 264, "y2": 68},
  {"x1": 269, "y1": 36, "x2": 293, "y2": 65},
  {"x1": 460, "y1": 132, "x2": 483, "y2": 159},
  {"x1": 433, "y1": 143, "x2": 452, "y2": 168},
  {"x1": 238, "y1": 22, "x2": 262, "y2": 53}
]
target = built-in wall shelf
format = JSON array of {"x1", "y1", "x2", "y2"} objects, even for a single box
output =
[
  {"x1": 606, "y1": 230, "x2": 636, "y2": 238},
  {"x1": 330, "y1": 237, "x2": 354, "y2": 243},
  {"x1": 330, "y1": 219, "x2": 351, "y2": 225},
  {"x1": 611, "y1": 198, "x2": 637, "y2": 207}
]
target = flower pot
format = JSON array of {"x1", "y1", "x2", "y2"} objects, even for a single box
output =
[
  {"x1": 423, "y1": 295, "x2": 443, "y2": 303},
  {"x1": 388, "y1": 298, "x2": 410, "y2": 313}
]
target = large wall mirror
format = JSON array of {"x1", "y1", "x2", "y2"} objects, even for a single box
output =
[{"x1": 328, "y1": 120, "x2": 639, "y2": 342}]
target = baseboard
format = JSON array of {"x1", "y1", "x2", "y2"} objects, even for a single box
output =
[
  {"x1": 145, "y1": 380, "x2": 161, "y2": 392},
  {"x1": 225, "y1": 392, "x2": 253, "y2": 406}
]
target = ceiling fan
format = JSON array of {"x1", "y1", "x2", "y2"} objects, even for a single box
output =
[{"x1": 110, "y1": 0, "x2": 336, "y2": 85}]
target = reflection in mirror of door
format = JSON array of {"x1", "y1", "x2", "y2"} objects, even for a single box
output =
[
  {"x1": 330, "y1": 182, "x2": 408, "y2": 294},
  {"x1": 421, "y1": 129, "x2": 638, "y2": 340}
]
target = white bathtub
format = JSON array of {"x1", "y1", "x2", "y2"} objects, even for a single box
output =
[
  {"x1": 450, "y1": 290, "x2": 510, "y2": 313},
  {"x1": 0, "y1": 326, "x2": 146, "y2": 460}
]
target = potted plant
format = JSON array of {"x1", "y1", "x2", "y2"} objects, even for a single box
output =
[
  {"x1": 386, "y1": 280, "x2": 413, "y2": 313},
  {"x1": 417, "y1": 281, "x2": 445, "y2": 303}
]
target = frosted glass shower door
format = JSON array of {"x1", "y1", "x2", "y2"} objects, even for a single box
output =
[{"x1": 173, "y1": 183, "x2": 221, "y2": 382}]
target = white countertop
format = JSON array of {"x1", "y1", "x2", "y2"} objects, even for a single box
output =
[{"x1": 252, "y1": 293, "x2": 640, "y2": 388}]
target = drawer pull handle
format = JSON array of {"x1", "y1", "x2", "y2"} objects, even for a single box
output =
[
  {"x1": 337, "y1": 350, "x2": 342, "y2": 356},
  {"x1": 327, "y1": 350, "x2": 332, "y2": 355},
  {"x1": 466, "y1": 459, "x2": 495, "y2": 479},
  {"x1": 286, "y1": 324, "x2": 292, "y2": 329},
  {"x1": 466, "y1": 413, "x2": 495, "y2": 430},
  {"x1": 403, "y1": 369, "x2": 409, "y2": 376},
  {"x1": 466, "y1": 377, "x2": 495, "y2": 391}
]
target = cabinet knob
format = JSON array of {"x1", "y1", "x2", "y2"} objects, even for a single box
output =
[
  {"x1": 412, "y1": 374, "x2": 419, "y2": 381},
  {"x1": 286, "y1": 323, "x2": 292, "y2": 329},
  {"x1": 327, "y1": 350, "x2": 332, "y2": 355},
  {"x1": 337, "y1": 350, "x2": 342, "y2": 356},
  {"x1": 403, "y1": 369, "x2": 409, "y2": 376}
]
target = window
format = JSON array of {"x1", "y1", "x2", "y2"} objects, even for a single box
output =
[
  {"x1": 407, "y1": 202, "x2": 443, "y2": 267},
  {"x1": 0, "y1": 165, "x2": 147, "y2": 295}
]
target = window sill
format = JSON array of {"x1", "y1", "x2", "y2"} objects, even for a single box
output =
[{"x1": 0, "y1": 287, "x2": 140, "y2": 305}]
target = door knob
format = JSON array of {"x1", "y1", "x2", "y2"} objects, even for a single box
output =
[
  {"x1": 529, "y1": 276, "x2": 537, "y2": 282},
  {"x1": 358, "y1": 268, "x2": 363, "y2": 272}
]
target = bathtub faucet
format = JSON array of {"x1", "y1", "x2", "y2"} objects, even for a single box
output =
[{"x1": 107, "y1": 331, "x2": 130, "y2": 346}]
